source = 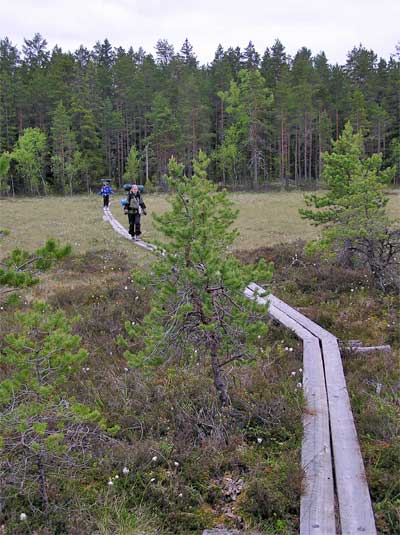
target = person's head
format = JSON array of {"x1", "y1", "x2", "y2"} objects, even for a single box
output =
[{"x1": 130, "y1": 184, "x2": 138, "y2": 194}]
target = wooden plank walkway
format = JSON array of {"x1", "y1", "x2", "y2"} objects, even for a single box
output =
[
  {"x1": 247, "y1": 283, "x2": 377, "y2": 535},
  {"x1": 104, "y1": 208, "x2": 377, "y2": 535},
  {"x1": 103, "y1": 207, "x2": 158, "y2": 253}
]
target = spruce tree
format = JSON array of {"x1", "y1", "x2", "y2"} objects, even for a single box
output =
[{"x1": 122, "y1": 151, "x2": 272, "y2": 404}]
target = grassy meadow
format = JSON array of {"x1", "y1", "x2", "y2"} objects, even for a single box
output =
[{"x1": 1, "y1": 190, "x2": 399, "y2": 262}]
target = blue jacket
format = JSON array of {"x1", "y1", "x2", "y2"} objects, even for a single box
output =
[{"x1": 98, "y1": 185, "x2": 114, "y2": 196}]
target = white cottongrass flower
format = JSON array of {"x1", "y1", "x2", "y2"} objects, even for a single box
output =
[
  {"x1": 124, "y1": 367, "x2": 129, "y2": 372},
  {"x1": 152, "y1": 456, "x2": 158, "y2": 462},
  {"x1": 108, "y1": 480, "x2": 114, "y2": 486},
  {"x1": 297, "y1": 382, "x2": 302, "y2": 389},
  {"x1": 20, "y1": 513, "x2": 27, "y2": 521},
  {"x1": 131, "y1": 321, "x2": 135, "y2": 326},
  {"x1": 114, "y1": 475, "x2": 119, "y2": 479},
  {"x1": 174, "y1": 461, "x2": 179, "y2": 467},
  {"x1": 150, "y1": 478, "x2": 156, "y2": 482},
  {"x1": 124, "y1": 286, "x2": 128, "y2": 290},
  {"x1": 284, "y1": 347, "x2": 289, "y2": 351},
  {"x1": 289, "y1": 347, "x2": 293, "y2": 352},
  {"x1": 291, "y1": 371, "x2": 296, "y2": 376},
  {"x1": 178, "y1": 493, "x2": 183, "y2": 497},
  {"x1": 122, "y1": 467, "x2": 130, "y2": 475},
  {"x1": 299, "y1": 368, "x2": 303, "y2": 373},
  {"x1": 257, "y1": 438, "x2": 263, "y2": 444}
]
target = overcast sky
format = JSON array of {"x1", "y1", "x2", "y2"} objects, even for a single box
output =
[{"x1": 2, "y1": 0, "x2": 400, "y2": 65}]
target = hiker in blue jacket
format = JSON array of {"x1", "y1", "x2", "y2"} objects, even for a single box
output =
[{"x1": 98, "y1": 181, "x2": 114, "y2": 207}]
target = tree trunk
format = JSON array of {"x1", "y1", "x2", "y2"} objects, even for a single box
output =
[
  {"x1": 37, "y1": 453, "x2": 49, "y2": 519},
  {"x1": 338, "y1": 238, "x2": 354, "y2": 268},
  {"x1": 209, "y1": 332, "x2": 229, "y2": 405}
]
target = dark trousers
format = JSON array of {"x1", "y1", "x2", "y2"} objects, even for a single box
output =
[
  {"x1": 103, "y1": 195, "x2": 109, "y2": 207},
  {"x1": 128, "y1": 212, "x2": 141, "y2": 236}
]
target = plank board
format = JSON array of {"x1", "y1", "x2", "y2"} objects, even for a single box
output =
[
  {"x1": 247, "y1": 283, "x2": 376, "y2": 535},
  {"x1": 320, "y1": 337, "x2": 376, "y2": 535},
  {"x1": 246, "y1": 289, "x2": 336, "y2": 535},
  {"x1": 103, "y1": 207, "x2": 158, "y2": 252}
]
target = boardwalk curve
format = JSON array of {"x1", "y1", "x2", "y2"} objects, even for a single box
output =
[{"x1": 103, "y1": 207, "x2": 377, "y2": 535}]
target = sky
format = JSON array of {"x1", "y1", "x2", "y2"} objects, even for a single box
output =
[{"x1": 2, "y1": 0, "x2": 400, "y2": 65}]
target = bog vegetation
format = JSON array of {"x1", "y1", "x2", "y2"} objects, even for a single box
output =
[{"x1": 0, "y1": 34, "x2": 399, "y2": 535}]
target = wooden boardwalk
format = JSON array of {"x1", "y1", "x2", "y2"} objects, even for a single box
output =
[
  {"x1": 104, "y1": 207, "x2": 377, "y2": 535},
  {"x1": 247, "y1": 283, "x2": 377, "y2": 535},
  {"x1": 103, "y1": 206, "x2": 158, "y2": 253}
]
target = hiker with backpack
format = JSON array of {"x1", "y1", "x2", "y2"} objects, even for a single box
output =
[
  {"x1": 124, "y1": 184, "x2": 147, "y2": 240},
  {"x1": 98, "y1": 181, "x2": 114, "y2": 207}
]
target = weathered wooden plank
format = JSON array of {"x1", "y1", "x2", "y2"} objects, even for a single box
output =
[
  {"x1": 344, "y1": 344, "x2": 391, "y2": 354},
  {"x1": 104, "y1": 208, "x2": 158, "y2": 252},
  {"x1": 321, "y1": 337, "x2": 377, "y2": 535},
  {"x1": 248, "y1": 283, "x2": 376, "y2": 535},
  {"x1": 248, "y1": 283, "x2": 332, "y2": 342},
  {"x1": 246, "y1": 288, "x2": 336, "y2": 535}
]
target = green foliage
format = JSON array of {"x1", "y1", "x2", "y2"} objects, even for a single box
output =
[
  {"x1": 0, "y1": 238, "x2": 72, "y2": 292},
  {"x1": 51, "y1": 101, "x2": 82, "y2": 194},
  {"x1": 217, "y1": 69, "x2": 273, "y2": 186},
  {"x1": 123, "y1": 145, "x2": 141, "y2": 183},
  {"x1": 301, "y1": 122, "x2": 392, "y2": 225},
  {"x1": 0, "y1": 303, "x2": 100, "y2": 522},
  {"x1": 300, "y1": 122, "x2": 399, "y2": 291},
  {"x1": 125, "y1": 151, "x2": 273, "y2": 404},
  {"x1": 0, "y1": 151, "x2": 11, "y2": 192},
  {"x1": 12, "y1": 127, "x2": 47, "y2": 194}
]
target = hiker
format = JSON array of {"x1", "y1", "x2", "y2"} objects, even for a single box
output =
[
  {"x1": 98, "y1": 181, "x2": 114, "y2": 207},
  {"x1": 124, "y1": 184, "x2": 146, "y2": 240}
]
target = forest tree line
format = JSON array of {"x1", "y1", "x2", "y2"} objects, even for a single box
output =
[{"x1": 1, "y1": 33, "x2": 400, "y2": 194}]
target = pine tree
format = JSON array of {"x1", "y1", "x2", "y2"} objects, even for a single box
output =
[
  {"x1": 218, "y1": 69, "x2": 273, "y2": 187},
  {"x1": 0, "y1": 303, "x2": 111, "y2": 527},
  {"x1": 146, "y1": 93, "x2": 180, "y2": 179},
  {"x1": 300, "y1": 122, "x2": 398, "y2": 291},
  {"x1": 155, "y1": 39, "x2": 175, "y2": 66},
  {"x1": 122, "y1": 152, "x2": 272, "y2": 404},
  {"x1": 51, "y1": 101, "x2": 79, "y2": 194},
  {"x1": 123, "y1": 145, "x2": 141, "y2": 184},
  {"x1": 0, "y1": 239, "x2": 72, "y2": 297}
]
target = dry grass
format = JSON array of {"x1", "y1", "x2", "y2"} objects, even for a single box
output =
[{"x1": 1, "y1": 190, "x2": 399, "y2": 262}]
